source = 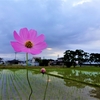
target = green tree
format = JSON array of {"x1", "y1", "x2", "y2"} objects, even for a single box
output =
[
  {"x1": 64, "y1": 50, "x2": 76, "y2": 68},
  {"x1": 0, "y1": 57, "x2": 3, "y2": 62},
  {"x1": 89, "y1": 53, "x2": 100, "y2": 67},
  {"x1": 75, "y1": 49, "x2": 88, "y2": 67},
  {"x1": 64, "y1": 49, "x2": 89, "y2": 67},
  {"x1": 89, "y1": 53, "x2": 95, "y2": 65}
]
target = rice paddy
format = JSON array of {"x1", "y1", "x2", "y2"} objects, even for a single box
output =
[{"x1": 0, "y1": 67, "x2": 100, "y2": 100}]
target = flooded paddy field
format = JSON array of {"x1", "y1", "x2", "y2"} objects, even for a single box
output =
[{"x1": 0, "y1": 69, "x2": 99, "y2": 100}]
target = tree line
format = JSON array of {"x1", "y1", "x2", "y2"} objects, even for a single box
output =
[{"x1": 64, "y1": 49, "x2": 100, "y2": 67}]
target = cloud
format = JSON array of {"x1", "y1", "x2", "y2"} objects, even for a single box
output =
[
  {"x1": 47, "y1": 48, "x2": 52, "y2": 50},
  {"x1": 0, "y1": 0, "x2": 100, "y2": 60},
  {"x1": 37, "y1": 48, "x2": 65, "y2": 60},
  {"x1": 73, "y1": 0, "x2": 92, "y2": 7},
  {"x1": 66, "y1": 27, "x2": 100, "y2": 53},
  {"x1": 0, "y1": 53, "x2": 25, "y2": 61}
]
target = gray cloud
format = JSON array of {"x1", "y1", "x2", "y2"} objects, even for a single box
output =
[{"x1": 0, "y1": 0, "x2": 100, "y2": 60}]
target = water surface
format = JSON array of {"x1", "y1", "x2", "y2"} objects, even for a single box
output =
[{"x1": 0, "y1": 69, "x2": 99, "y2": 100}]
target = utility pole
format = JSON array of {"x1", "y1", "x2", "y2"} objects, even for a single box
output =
[
  {"x1": 15, "y1": 52, "x2": 17, "y2": 60},
  {"x1": 57, "y1": 54, "x2": 59, "y2": 59}
]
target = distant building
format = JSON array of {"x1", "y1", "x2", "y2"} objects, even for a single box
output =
[
  {"x1": 31, "y1": 57, "x2": 41, "y2": 66},
  {"x1": 57, "y1": 57, "x2": 64, "y2": 62},
  {"x1": 50, "y1": 57, "x2": 64, "y2": 66},
  {"x1": 57, "y1": 57, "x2": 64, "y2": 65},
  {"x1": 6, "y1": 59, "x2": 21, "y2": 65}
]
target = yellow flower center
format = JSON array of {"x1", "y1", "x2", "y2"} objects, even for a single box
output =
[{"x1": 25, "y1": 41, "x2": 33, "y2": 48}]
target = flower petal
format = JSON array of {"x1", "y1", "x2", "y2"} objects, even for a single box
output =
[
  {"x1": 11, "y1": 41, "x2": 29, "y2": 53},
  {"x1": 30, "y1": 48, "x2": 42, "y2": 55},
  {"x1": 14, "y1": 31, "x2": 24, "y2": 44},
  {"x1": 11, "y1": 28, "x2": 47, "y2": 55},
  {"x1": 19, "y1": 28, "x2": 29, "y2": 41},
  {"x1": 34, "y1": 42, "x2": 47, "y2": 50},
  {"x1": 29, "y1": 29, "x2": 37, "y2": 41},
  {"x1": 10, "y1": 41, "x2": 41, "y2": 54},
  {"x1": 34, "y1": 34, "x2": 45, "y2": 44}
]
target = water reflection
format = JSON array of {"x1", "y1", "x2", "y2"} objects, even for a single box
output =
[
  {"x1": 50, "y1": 70, "x2": 100, "y2": 86},
  {"x1": 0, "y1": 69, "x2": 99, "y2": 100},
  {"x1": 90, "y1": 87, "x2": 100, "y2": 99},
  {"x1": 71, "y1": 70, "x2": 100, "y2": 85}
]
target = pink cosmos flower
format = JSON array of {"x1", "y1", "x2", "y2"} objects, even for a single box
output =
[
  {"x1": 41, "y1": 68, "x2": 46, "y2": 74},
  {"x1": 11, "y1": 28, "x2": 47, "y2": 55}
]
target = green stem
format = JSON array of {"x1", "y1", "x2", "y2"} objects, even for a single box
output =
[
  {"x1": 26, "y1": 53, "x2": 28, "y2": 66},
  {"x1": 43, "y1": 75, "x2": 49, "y2": 100},
  {"x1": 26, "y1": 53, "x2": 33, "y2": 100}
]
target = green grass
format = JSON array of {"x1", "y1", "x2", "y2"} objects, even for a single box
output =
[
  {"x1": 0, "y1": 64, "x2": 99, "y2": 69},
  {"x1": 41, "y1": 66, "x2": 100, "y2": 87}
]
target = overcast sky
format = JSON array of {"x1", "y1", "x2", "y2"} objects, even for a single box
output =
[{"x1": 0, "y1": 0, "x2": 100, "y2": 60}]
